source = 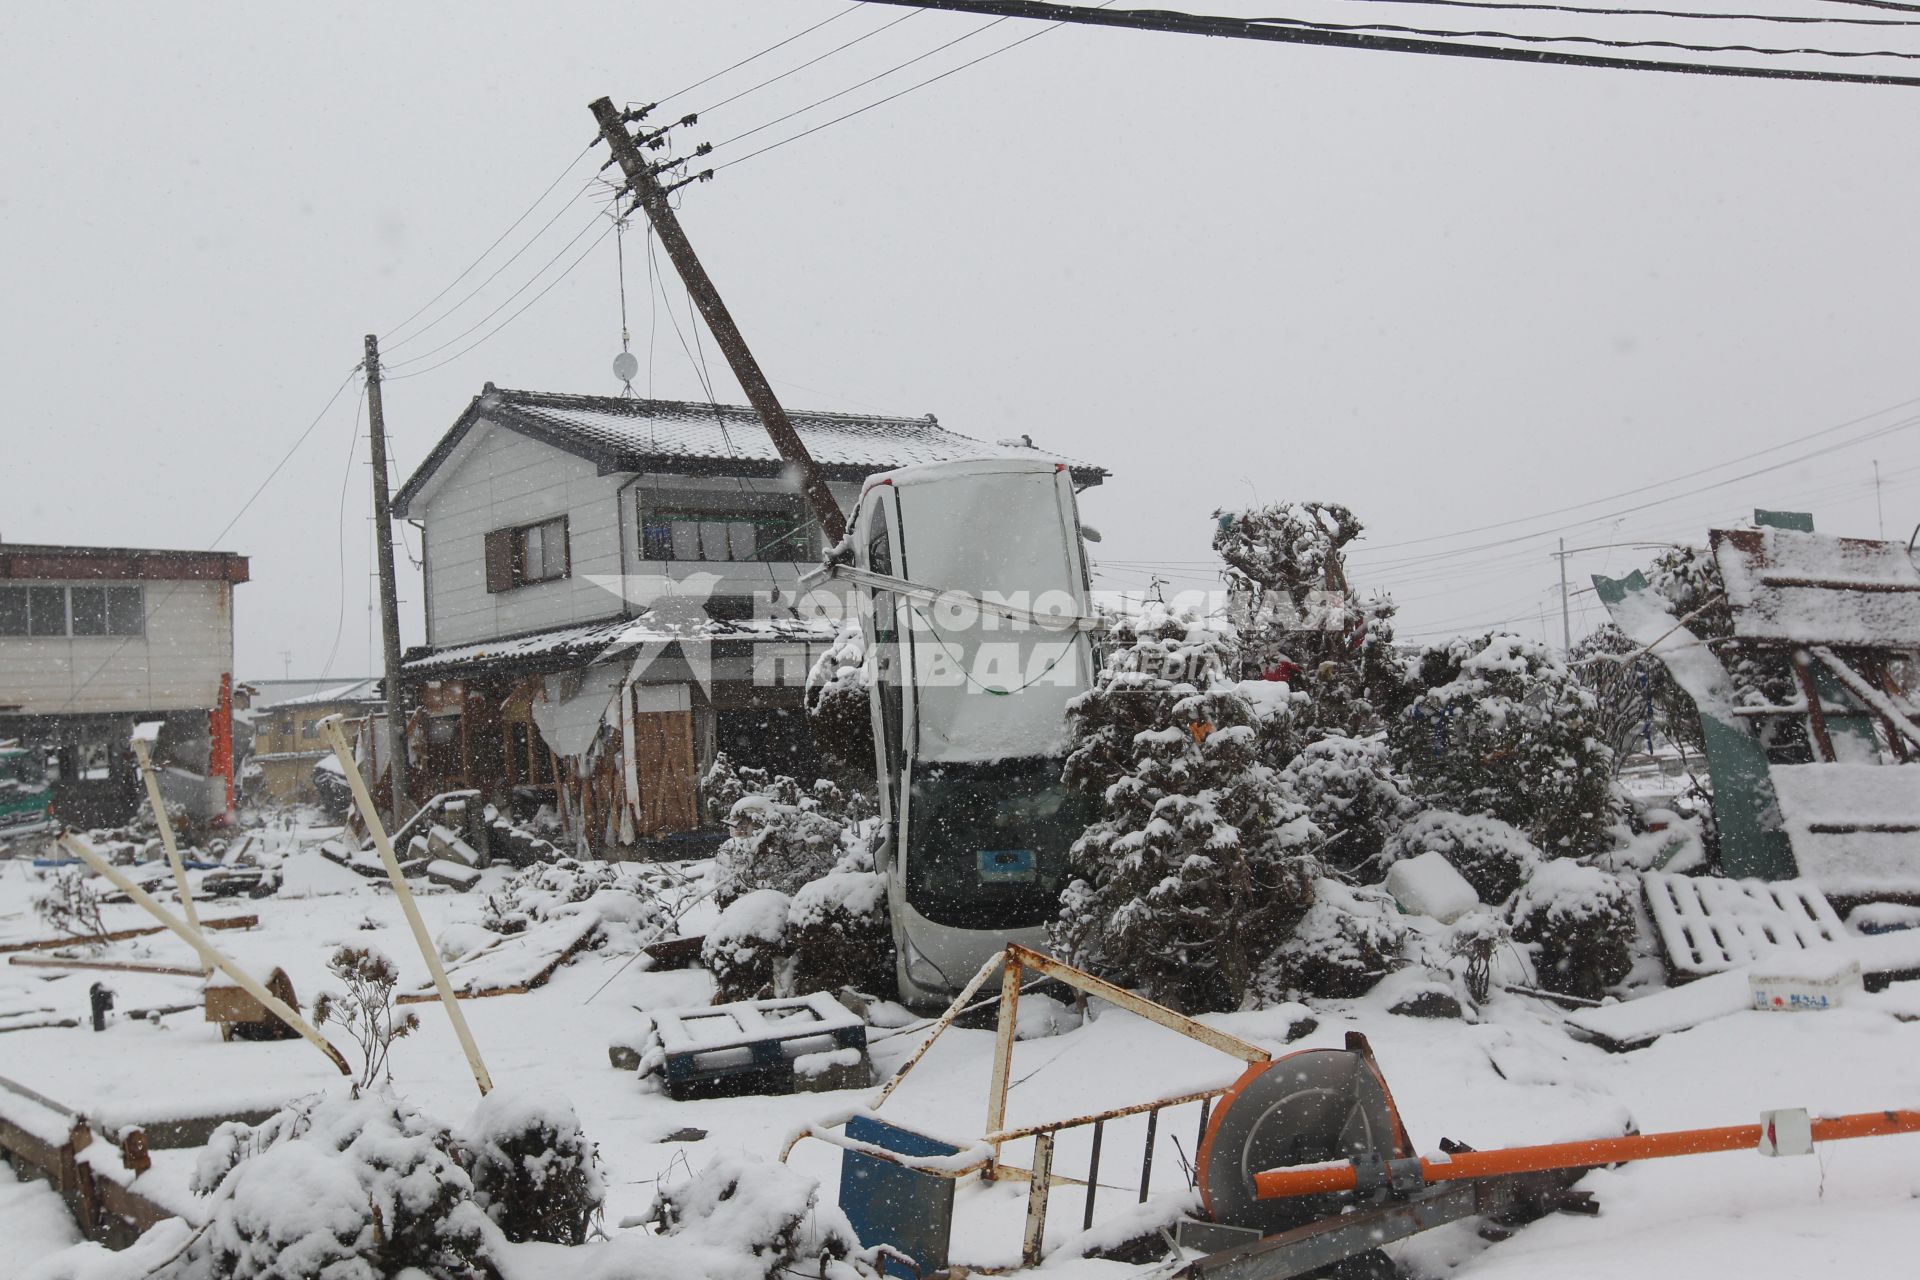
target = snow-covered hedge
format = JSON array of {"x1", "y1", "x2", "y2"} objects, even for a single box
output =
[
  {"x1": 702, "y1": 888, "x2": 793, "y2": 1002},
  {"x1": 187, "y1": 1093, "x2": 488, "y2": 1280},
  {"x1": 1259, "y1": 878, "x2": 1406, "y2": 1000},
  {"x1": 1277, "y1": 734, "x2": 1417, "y2": 873},
  {"x1": 1510, "y1": 860, "x2": 1637, "y2": 1000},
  {"x1": 788, "y1": 870, "x2": 892, "y2": 996},
  {"x1": 456, "y1": 1088, "x2": 604, "y2": 1245},
  {"x1": 1390, "y1": 632, "x2": 1614, "y2": 856},
  {"x1": 1381, "y1": 809, "x2": 1542, "y2": 904}
]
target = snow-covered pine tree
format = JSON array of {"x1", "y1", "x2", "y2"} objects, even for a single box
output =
[
  {"x1": 1050, "y1": 606, "x2": 1320, "y2": 1014},
  {"x1": 1389, "y1": 632, "x2": 1614, "y2": 857},
  {"x1": 1211, "y1": 502, "x2": 1404, "y2": 738}
]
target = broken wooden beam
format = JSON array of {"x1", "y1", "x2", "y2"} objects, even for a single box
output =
[{"x1": 0, "y1": 915, "x2": 258, "y2": 955}]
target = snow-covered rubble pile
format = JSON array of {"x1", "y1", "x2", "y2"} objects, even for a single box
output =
[{"x1": 478, "y1": 857, "x2": 666, "y2": 951}]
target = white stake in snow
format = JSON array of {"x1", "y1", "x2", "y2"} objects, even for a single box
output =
[
  {"x1": 129, "y1": 728, "x2": 207, "y2": 971},
  {"x1": 57, "y1": 831, "x2": 350, "y2": 1075},
  {"x1": 317, "y1": 715, "x2": 493, "y2": 1095}
]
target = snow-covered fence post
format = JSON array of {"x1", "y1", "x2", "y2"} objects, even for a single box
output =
[
  {"x1": 318, "y1": 715, "x2": 494, "y2": 1096},
  {"x1": 57, "y1": 832, "x2": 350, "y2": 1075},
  {"x1": 130, "y1": 728, "x2": 205, "y2": 966}
]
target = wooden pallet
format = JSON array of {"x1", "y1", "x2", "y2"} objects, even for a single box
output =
[{"x1": 1643, "y1": 871, "x2": 1845, "y2": 980}]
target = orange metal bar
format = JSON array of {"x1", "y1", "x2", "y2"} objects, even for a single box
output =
[{"x1": 1255, "y1": 1109, "x2": 1920, "y2": 1200}]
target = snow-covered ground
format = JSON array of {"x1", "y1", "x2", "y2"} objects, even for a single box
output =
[{"x1": 2, "y1": 830, "x2": 1916, "y2": 1278}]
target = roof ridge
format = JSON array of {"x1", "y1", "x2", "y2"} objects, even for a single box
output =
[{"x1": 490, "y1": 386, "x2": 949, "y2": 431}]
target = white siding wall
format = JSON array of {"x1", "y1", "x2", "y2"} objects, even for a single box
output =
[
  {"x1": 418, "y1": 421, "x2": 632, "y2": 648},
  {"x1": 416, "y1": 420, "x2": 868, "y2": 649},
  {"x1": 0, "y1": 580, "x2": 234, "y2": 715}
]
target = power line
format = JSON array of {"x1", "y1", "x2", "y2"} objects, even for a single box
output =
[
  {"x1": 384, "y1": 221, "x2": 618, "y2": 382},
  {"x1": 712, "y1": 3, "x2": 1115, "y2": 174},
  {"x1": 1250, "y1": 13, "x2": 1920, "y2": 63},
  {"x1": 52, "y1": 363, "x2": 364, "y2": 715},
  {"x1": 1314, "y1": 0, "x2": 1920, "y2": 28},
  {"x1": 698, "y1": 7, "x2": 927, "y2": 117},
  {"x1": 383, "y1": 177, "x2": 606, "y2": 356},
  {"x1": 383, "y1": 213, "x2": 608, "y2": 371},
  {"x1": 381, "y1": 142, "x2": 596, "y2": 346},
  {"x1": 854, "y1": 1, "x2": 1920, "y2": 87},
  {"x1": 654, "y1": 3, "x2": 870, "y2": 107},
  {"x1": 1348, "y1": 395, "x2": 1920, "y2": 558}
]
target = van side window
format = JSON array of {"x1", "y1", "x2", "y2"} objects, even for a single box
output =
[{"x1": 867, "y1": 502, "x2": 893, "y2": 576}]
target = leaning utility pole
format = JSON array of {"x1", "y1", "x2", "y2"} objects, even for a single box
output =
[
  {"x1": 363, "y1": 335, "x2": 414, "y2": 822},
  {"x1": 588, "y1": 96, "x2": 847, "y2": 544}
]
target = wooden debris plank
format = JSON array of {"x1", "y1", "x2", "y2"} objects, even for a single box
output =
[
  {"x1": 642, "y1": 934, "x2": 705, "y2": 970},
  {"x1": 1643, "y1": 872, "x2": 1845, "y2": 980},
  {"x1": 397, "y1": 911, "x2": 600, "y2": 1003},
  {"x1": 0, "y1": 915, "x2": 258, "y2": 955},
  {"x1": 9, "y1": 956, "x2": 204, "y2": 977}
]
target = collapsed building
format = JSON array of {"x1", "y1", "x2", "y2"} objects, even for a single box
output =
[{"x1": 1597, "y1": 512, "x2": 1919, "y2": 906}]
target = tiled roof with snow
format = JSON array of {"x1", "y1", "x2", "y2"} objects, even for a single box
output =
[
  {"x1": 402, "y1": 611, "x2": 838, "y2": 675},
  {"x1": 275, "y1": 678, "x2": 383, "y2": 707},
  {"x1": 1712, "y1": 527, "x2": 1920, "y2": 647},
  {"x1": 394, "y1": 387, "x2": 1105, "y2": 514}
]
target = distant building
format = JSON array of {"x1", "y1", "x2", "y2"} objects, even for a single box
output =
[
  {"x1": 0, "y1": 543, "x2": 249, "y2": 826},
  {"x1": 392, "y1": 385, "x2": 1103, "y2": 855},
  {"x1": 250, "y1": 677, "x2": 381, "y2": 805}
]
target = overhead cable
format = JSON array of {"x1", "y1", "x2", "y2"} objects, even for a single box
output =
[{"x1": 852, "y1": 1, "x2": 1920, "y2": 87}]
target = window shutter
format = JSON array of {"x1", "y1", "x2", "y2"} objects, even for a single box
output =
[
  {"x1": 484, "y1": 528, "x2": 514, "y2": 593},
  {"x1": 559, "y1": 517, "x2": 571, "y2": 577}
]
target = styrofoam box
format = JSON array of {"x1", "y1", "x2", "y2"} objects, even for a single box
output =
[{"x1": 1748, "y1": 954, "x2": 1863, "y2": 1012}]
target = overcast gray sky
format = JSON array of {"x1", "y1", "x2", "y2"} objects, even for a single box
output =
[{"x1": 5, "y1": 1, "x2": 1918, "y2": 679}]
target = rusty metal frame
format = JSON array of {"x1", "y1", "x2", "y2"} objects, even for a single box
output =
[{"x1": 787, "y1": 944, "x2": 1271, "y2": 1269}]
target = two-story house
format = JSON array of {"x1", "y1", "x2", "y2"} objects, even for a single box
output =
[
  {"x1": 391, "y1": 386, "x2": 1104, "y2": 856},
  {"x1": 0, "y1": 543, "x2": 249, "y2": 825},
  {"x1": 250, "y1": 677, "x2": 382, "y2": 805}
]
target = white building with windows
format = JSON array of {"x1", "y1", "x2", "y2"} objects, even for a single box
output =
[
  {"x1": 390, "y1": 385, "x2": 1104, "y2": 854},
  {"x1": 0, "y1": 543, "x2": 248, "y2": 824}
]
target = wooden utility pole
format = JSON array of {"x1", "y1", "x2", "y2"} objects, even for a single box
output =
[
  {"x1": 363, "y1": 334, "x2": 414, "y2": 822},
  {"x1": 1558, "y1": 537, "x2": 1571, "y2": 652},
  {"x1": 588, "y1": 96, "x2": 847, "y2": 544}
]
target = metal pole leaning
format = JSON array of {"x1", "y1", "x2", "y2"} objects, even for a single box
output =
[
  {"x1": 129, "y1": 735, "x2": 205, "y2": 966},
  {"x1": 317, "y1": 716, "x2": 492, "y2": 1095},
  {"x1": 58, "y1": 832, "x2": 349, "y2": 1075}
]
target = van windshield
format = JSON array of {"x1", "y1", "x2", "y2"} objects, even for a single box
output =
[{"x1": 905, "y1": 758, "x2": 1092, "y2": 930}]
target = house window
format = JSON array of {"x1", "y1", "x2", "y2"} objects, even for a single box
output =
[
  {"x1": 0, "y1": 585, "x2": 143, "y2": 638},
  {"x1": 637, "y1": 495, "x2": 808, "y2": 563},
  {"x1": 0, "y1": 587, "x2": 26, "y2": 636},
  {"x1": 107, "y1": 586, "x2": 145, "y2": 635},
  {"x1": 484, "y1": 516, "x2": 570, "y2": 593},
  {"x1": 28, "y1": 587, "x2": 66, "y2": 637}
]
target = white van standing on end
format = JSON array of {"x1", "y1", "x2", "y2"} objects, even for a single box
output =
[{"x1": 846, "y1": 456, "x2": 1100, "y2": 1008}]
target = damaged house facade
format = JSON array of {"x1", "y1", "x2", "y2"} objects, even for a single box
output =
[
  {"x1": 0, "y1": 543, "x2": 248, "y2": 826},
  {"x1": 392, "y1": 386, "x2": 1104, "y2": 856}
]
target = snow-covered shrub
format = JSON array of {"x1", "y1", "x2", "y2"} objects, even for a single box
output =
[
  {"x1": 705, "y1": 756, "x2": 876, "y2": 906},
  {"x1": 32, "y1": 869, "x2": 108, "y2": 944},
  {"x1": 186, "y1": 1093, "x2": 487, "y2": 1280},
  {"x1": 1050, "y1": 606, "x2": 1320, "y2": 1014},
  {"x1": 456, "y1": 1089, "x2": 604, "y2": 1245},
  {"x1": 479, "y1": 857, "x2": 663, "y2": 942},
  {"x1": 1390, "y1": 632, "x2": 1615, "y2": 856},
  {"x1": 652, "y1": 1153, "x2": 877, "y2": 1280},
  {"x1": 1212, "y1": 501, "x2": 1405, "y2": 738},
  {"x1": 804, "y1": 618, "x2": 875, "y2": 776},
  {"x1": 312, "y1": 943, "x2": 419, "y2": 1090},
  {"x1": 1278, "y1": 734, "x2": 1417, "y2": 875},
  {"x1": 1510, "y1": 861, "x2": 1637, "y2": 1000},
  {"x1": 1259, "y1": 878, "x2": 1405, "y2": 1000},
  {"x1": 702, "y1": 889, "x2": 793, "y2": 1002},
  {"x1": 1381, "y1": 810, "x2": 1542, "y2": 905},
  {"x1": 788, "y1": 871, "x2": 893, "y2": 996}
]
